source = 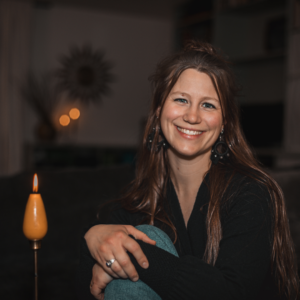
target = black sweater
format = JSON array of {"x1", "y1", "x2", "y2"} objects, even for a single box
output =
[{"x1": 77, "y1": 173, "x2": 281, "y2": 300}]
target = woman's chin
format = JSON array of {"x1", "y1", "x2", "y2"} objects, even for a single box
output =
[{"x1": 168, "y1": 146, "x2": 210, "y2": 161}]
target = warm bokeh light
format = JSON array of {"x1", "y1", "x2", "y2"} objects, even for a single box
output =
[
  {"x1": 33, "y1": 174, "x2": 38, "y2": 193},
  {"x1": 69, "y1": 108, "x2": 80, "y2": 120},
  {"x1": 59, "y1": 114, "x2": 70, "y2": 126}
]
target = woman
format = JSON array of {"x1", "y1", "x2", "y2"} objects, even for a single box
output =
[{"x1": 77, "y1": 41, "x2": 299, "y2": 300}]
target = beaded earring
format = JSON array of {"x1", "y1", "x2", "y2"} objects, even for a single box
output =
[
  {"x1": 210, "y1": 128, "x2": 230, "y2": 165},
  {"x1": 147, "y1": 127, "x2": 169, "y2": 152}
]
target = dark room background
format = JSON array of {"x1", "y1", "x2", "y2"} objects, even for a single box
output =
[{"x1": 1, "y1": 0, "x2": 300, "y2": 299}]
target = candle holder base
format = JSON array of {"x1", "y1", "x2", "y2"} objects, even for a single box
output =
[{"x1": 29, "y1": 240, "x2": 42, "y2": 250}]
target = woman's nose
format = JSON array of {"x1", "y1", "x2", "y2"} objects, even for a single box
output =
[{"x1": 183, "y1": 107, "x2": 201, "y2": 124}]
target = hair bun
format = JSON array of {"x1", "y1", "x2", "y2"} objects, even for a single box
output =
[{"x1": 183, "y1": 40, "x2": 217, "y2": 56}]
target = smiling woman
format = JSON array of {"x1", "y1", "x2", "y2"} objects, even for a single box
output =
[
  {"x1": 160, "y1": 69, "x2": 223, "y2": 160},
  {"x1": 77, "y1": 40, "x2": 299, "y2": 300}
]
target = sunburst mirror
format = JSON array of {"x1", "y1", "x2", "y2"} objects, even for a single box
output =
[{"x1": 57, "y1": 45, "x2": 114, "y2": 104}]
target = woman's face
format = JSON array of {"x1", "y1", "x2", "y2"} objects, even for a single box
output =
[{"x1": 160, "y1": 68, "x2": 223, "y2": 159}]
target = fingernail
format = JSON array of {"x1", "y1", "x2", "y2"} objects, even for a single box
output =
[
  {"x1": 133, "y1": 276, "x2": 139, "y2": 282},
  {"x1": 142, "y1": 262, "x2": 148, "y2": 268}
]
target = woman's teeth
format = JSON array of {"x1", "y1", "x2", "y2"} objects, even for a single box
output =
[{"x1": 177, "y1": 127, "x2": 202, "y2": 135}]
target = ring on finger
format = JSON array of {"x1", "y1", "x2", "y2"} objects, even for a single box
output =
[{"x1": 106, "y1": 258, "x2": 116, "y2": 268}]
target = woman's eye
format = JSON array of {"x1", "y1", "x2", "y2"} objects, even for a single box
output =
[
  {"x1": 175, "y1": 98, "x2": 188, "y2": 104},
  {"x1": 202, "y1": 102, "x2": 215, "y2": 109}
]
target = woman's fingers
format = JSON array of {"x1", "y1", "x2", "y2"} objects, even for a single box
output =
[
  {"x1": 107, "y1": 226, "x2": 153, "y2": 273},
  {"x1": 99, "y1": 248, "x2": 130, "y2": 279},
  {"x1": 123, "y1": 225, "x2": 156, "y2": 246},
  {"x1": 111, "y1": 247, "x2": 140, "y2": 281},
  {"x1": 90, "y1": 281, "x2": 103, "y2": 300},
  {"x1": 122, "y1": 231, "x2": 151, "y2": 270},
  {"x1": 90, "y1": 264, "x2": 113, "y2": 299},
  {"x1": 108, "y1": 260, "x2": 128, "y2": 279},
  {"x1": 94, "y1": 247, "x2": 117, "y2": 278}
]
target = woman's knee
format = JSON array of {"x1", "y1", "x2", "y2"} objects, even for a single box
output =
[{"x1": 135, "y1": 225, "x2": 178, "y2": 257}]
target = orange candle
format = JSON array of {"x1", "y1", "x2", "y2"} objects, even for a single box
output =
[{"x1": 23, "y1": 174, "x2": 48, "y2": 241}]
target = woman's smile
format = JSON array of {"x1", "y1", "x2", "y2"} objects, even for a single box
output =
[{"x1": 176, "y1": 126, "x2": 203, "y2": 138}]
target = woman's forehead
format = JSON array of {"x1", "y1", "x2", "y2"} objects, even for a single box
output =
[{"x1": 169, "y1": 69, "x2": 219, "y2": 100}]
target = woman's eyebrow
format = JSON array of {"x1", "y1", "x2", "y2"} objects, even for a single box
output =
[
  {"x1": 170, "y1": 91, "x2": 219, "y2": 102},
  {"x1": 201, "y1": 96, "x2": 219, "y2": 102},
  {"x1": 169, "y1": 91, "x2": 189, "y2": 97}
]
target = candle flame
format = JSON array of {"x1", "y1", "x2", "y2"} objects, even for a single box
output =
[{"x1": 33, "y1": 174, "x2": 38, "y2": 193}]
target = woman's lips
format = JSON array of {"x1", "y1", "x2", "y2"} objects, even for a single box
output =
[{"x1": 176, "y1": 126, "x2": 204, "y2": 138}]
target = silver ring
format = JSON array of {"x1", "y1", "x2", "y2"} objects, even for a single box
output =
[{"x1": 106, "y1": 258, "x2": 116, "y2": 268}]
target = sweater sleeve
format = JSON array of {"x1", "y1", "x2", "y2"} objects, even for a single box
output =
[{"x1": 128, "y1": 183, "x2": 273, "y2": 300}]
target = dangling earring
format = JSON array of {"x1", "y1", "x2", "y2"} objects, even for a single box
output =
[
  {"x1": 147, "y1": 127, "x2": 155, "y2": 151},
  {"x1": 147, "y1": 127, "x2": 169, "y2": 152},
  {"x1": 210, "y1": 128, "x2": 230, "y2": 165},
  {"x1": 157, "y1": 128, "x2": 169, "y2": 150}
]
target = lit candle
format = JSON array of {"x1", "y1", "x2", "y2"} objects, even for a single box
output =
[
  {"x1": 23, "y1": 174, "x2": 47, "y2": 300},
  {"x1": 23, "y1": 174, "x2": 48, "y2": 242}
]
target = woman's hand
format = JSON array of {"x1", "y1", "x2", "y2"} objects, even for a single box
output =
[
  {"x1": 85, "y1": 224, "x2": 156, "y2": 281},
  {"x1": 90, "y1": 263, "x2": 113, "y2": 300}
]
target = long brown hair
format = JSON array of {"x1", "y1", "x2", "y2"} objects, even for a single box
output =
[{"x1": 116, "y1": 40, "x2": 299, "y2": 299}]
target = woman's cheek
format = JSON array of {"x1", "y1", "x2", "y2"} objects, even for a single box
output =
[
  {"x1": 164, "y1": 105, "x2": 182, "y2": 119},
  {"x1": 206, "y1": 113, "x2": 223, "y2": 129}
]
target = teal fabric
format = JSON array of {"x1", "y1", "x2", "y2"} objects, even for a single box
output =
[{"x1": 104, "y1": 225, "x2": 178, "y2": 300}]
